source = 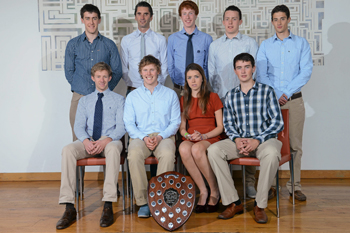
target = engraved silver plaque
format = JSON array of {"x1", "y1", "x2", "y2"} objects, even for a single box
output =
[
  {"x1": 151, "y1": 201, "x2": 156, "y2": 207},
  {"x1": 186, "y1": 202, "x2": 191, "y2": 208},
  {"x1": 157, "y1": 177, "x2": 163, "y2": 182},
  {"x1": 161, "y1": 182, "x2": 166, "y2": 188},
  {"x1": 163, "y1": 188, "x2": 179, "y2": 207},
  {"x1": 155, "y1": 210, "x2": 160, "y2": 216},
  {"x1": 181, "y1": 189, "x2": 185, "y2": 195},
  {"x1": 168, "y1": 223, "x2": 173, "y2": 229},
  {"x1": 150, "y1": 183, "x2": 155, "y2": 189},
  {"x1": 150, "y1": 191, "x2": 155, "y2": 198},
  {"x1": 161, "y1": 217, "x2": 166, "y2": 223},
  {"x1": 176, "y1": 183, "x2": 181, "y2": 188},
  {"x1": 158, "y1": 199, "x2": 162, "y2": 205},
  {"x1": 182, "y1": 210, "x2": 188, "y2": 216},
  {"x1": 176, "y1": 207, "x2": 181, "y2": 213},
  {"x1": 169, "y1": 212, "x2": 174, "y2": 218},
  {"x1": 176, "y1": 217, "x2": 181, "y2": 223},
  {"x1": 180, "y1": 199, "x2": 185, "y2": 205},
  {"x1": 157, "y1": 190, "x2": 162, "y2": 196},
  {"x1": 162, "y1": 207, "x2": 167, "y2": 213},
  {"x1": 188, "y1": 193, "x2": 193, "y2": 199}
]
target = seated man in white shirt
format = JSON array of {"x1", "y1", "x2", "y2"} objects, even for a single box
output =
[
  {"x1": 56, "y1": 62, "x2": 125, "y2": 229},
  {"x1": 123, "y1": 55, "x2": 181, "y2": 218}
]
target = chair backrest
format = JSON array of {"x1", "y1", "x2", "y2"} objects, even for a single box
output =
[{"x1": 278, "y1": 109, "x2": 290, "y2": 156}]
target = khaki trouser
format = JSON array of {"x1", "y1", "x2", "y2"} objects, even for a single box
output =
[
  {"x1": 280, "y1": 96, "x2": 305, "y2": 192},
  {"x1": 58, "y1": 137, "x2": 122, "y2": 204},
  {"x1": 128, "y1": 133, "x2": 176, "y2": 206},
  {"x1": 69, "y1": 92, "x2": 84, "y2": 141},
  {"x1": 207, "y1": 138, "x2": 281, "y2": 208}
]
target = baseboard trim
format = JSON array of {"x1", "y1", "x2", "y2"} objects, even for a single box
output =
[{"x1": 1, "y1": 170, "x2": 349, "y2": 181}]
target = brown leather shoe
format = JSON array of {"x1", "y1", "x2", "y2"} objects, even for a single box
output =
[
  {"x1": 218, "y1": 202, "x2": 243, "y2": 219},
  {"x1": 254, "y1": 206, "x2": 267, "y2": 224},
  {"x1": 100, "y1": 206, "x2": 114, "y2": 227},
  {"x1": 290, "y1": 190, "x2": 307, "y2": 201},
  {"x1": 56, "y1": 208, "x2": 77, "y2": 230},
  {"x1": 268, "y1": 187, "x2": 276, "y2": 200}
]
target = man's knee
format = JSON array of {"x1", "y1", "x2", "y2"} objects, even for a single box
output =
[
  {"x1": 105, "y1": 140, "x2": 122, "y2": 154},
  {"x1": 207, "y1": 143, "x2": 221, "y2": 162}
]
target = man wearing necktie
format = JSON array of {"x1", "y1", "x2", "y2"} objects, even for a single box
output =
[
  {"x1": 57, "y1": 62, "x2": 126, "y2": 230},
  {"x1": 121, "y1": 1, "x2": 168, "y2": 96},
  {"x1": 168, "y1": 1, "x2": 213, "y2": 98}
]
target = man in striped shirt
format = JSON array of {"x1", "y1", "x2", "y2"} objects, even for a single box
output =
[{"x1": 207, "y1": 53, "x2": 284, "y2": 223}]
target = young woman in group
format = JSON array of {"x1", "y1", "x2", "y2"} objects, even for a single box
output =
[{"x1": 179, "y1": 63, "x2": 226, "y2": 213}]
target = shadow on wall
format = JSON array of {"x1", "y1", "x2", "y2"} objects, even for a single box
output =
[
  {"x1": 113, "y1": 18, "x2": 134, "y2": 97},
  {"x1": 211, "y1": 12, "x2": 225, "y2": 39},
  {"x1": 303, "y1": 22, "x2": 350, "y2": 162}
]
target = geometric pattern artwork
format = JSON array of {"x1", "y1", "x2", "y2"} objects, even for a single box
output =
[{"x1": 38, "y1": 0, "x2": 324, "y2": 71}]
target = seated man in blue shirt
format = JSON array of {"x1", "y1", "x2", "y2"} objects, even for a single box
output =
[
  {"x1": 124, "y1": 55, "x2": 181, "y2": 218},
  {"x1": 168, "y1": 0, "x2": 212, "y2": 98},
  {"x1": 65, "y1": 4, "x2": 122, "y2": 141},
  {"x1": 56, "y1": 62, "x2": 125, "y2": 230},
  {"x1": 207, "y1": 53, "x2": 284, "y2": 223}
]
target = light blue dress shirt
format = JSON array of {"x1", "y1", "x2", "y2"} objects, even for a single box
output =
[
  {"x1": 123, "y1": 83, "x2": 181, "y2": 140},
  {"x1": 167, "y1": 27, "x2": 213, "y2": 86},
  {"x1": 208, "y1": 32, "x2": 258, "y2": 100},
  {"x1": 121, "y1": 28, "x2": 168, "y2": 88},
  {"x1": 256, "y1": 31, "x2": 313, "y2": 99},
  {"x1": 74, "y1": 89, "x2": 126, "y2": 142},
  {"x1": 64, "y1": 32, "x2": 122, "y2": 96}
]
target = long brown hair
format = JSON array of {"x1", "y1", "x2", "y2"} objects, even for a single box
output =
[{"x1": 183, "y1": 63, "x2": 211, "y2": 119}]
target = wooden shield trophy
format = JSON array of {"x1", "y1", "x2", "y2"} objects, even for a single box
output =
[{"x1": 148, "y1": 171, "x2": 195, "y2": 231}]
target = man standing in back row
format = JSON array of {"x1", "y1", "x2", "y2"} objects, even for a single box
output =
[
  {"x1": 121, "y1": 1, "x2": 168, "y2": 95},
  {"x1": 65, "y1": 4, "x2": 122, "y2": 141},
  {"x1": 208, "y1": 5, "x2": 259, "y2": 199},
  {"x1": 168, "y1": 0, "x2": 213, "y2": 98},
  {"x1": 256, "y1": 4, "x2": 313, "y2": 201}
]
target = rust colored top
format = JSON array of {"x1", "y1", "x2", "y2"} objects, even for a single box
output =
[{"x1": 180, "y1": 92, "x2": 227, "y2": 144}]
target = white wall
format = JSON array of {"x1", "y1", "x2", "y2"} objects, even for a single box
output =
[{"x1": 0, "y1": 0, "x2": 349, "y2": 173}]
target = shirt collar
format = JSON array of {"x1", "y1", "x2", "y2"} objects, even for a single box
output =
[
  {"x1": 137, "y1": 28, "x2": 152, "y2": 36},
  {"x1": 82, "y1": 32, "x2": 102, "y2": 41},
  {"x1": 141, "y1": 82, "x2": 161, "y2": 92},
  {"x1": 235, "y1": 81, "x2": 258, "y2": 93},
  {"x1": 224, "y1": 31, "x2": 242, "y2": 41},
  {"x1": 181, "y1": 26, "x2": 198, "y2": 36},
  {"x1": 273, "y1": 30, "x2": 293, "y2": 42},
  {"x1": 94, "y1": 88, "x2": 111, "y2": 96}
]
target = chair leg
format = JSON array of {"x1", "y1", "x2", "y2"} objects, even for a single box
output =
[
  {"x1": 291, "y1": 156, "x2": 295, "y2": 205},
  {"x1": 79, "y1": 166, "x2": 83, "y2": 201},
  {"x1": 122, "y1": 163, "x2": 125, "y2": 211},
  {"x1": 76, "y1": 167, "x2": 79, "y2": 211},
  {"x1": 276, "y1": 169, "x2": 280, "y2": 218},
  {"x1": 242, "y1": 165, "x2": 246, "y2": 201}
]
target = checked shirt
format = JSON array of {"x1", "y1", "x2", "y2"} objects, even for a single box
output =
[{"x1": 223, "y1": 81, "x2": 284, "y2": 143}]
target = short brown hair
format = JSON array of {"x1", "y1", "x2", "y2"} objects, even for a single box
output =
[
  {"x1": 178, "y1": 1, "x2": 199, "y2": 16},
  {"x1": 91, "y1": 62, "x2": 112, "y2": 77},
  {"x1": 138, "y1": 55, "x2": 162, "y2": 77}
]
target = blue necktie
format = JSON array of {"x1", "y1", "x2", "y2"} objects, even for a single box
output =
[
  {"x1": 185, "y1": 33, "x2": 194, "y2": 68},
  {"x1": 92, "y1": 93, "x2": 104, "y2": 141}
]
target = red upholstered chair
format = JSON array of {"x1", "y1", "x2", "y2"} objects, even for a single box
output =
[
  {"x1": 75, "y1": 136, "x2": 127, "y2": 211},
  {"x1": 228, "y1": 109, "x2": 294, "y2": 217}
]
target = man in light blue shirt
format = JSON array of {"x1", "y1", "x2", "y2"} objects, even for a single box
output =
[
  {"x1": 121, "y1": 1, "x2": 168, "y2": 94},
  {"x1": 167, "y1": 0, "x2": 212, "y2": 97},
  {"x1": 124, "y1": 55, "x2": 181, "y2": 218},
  {"x1": 209, "y1": 5, "x2": 258, "y2": 103},
  {"x1": 256, "y1": 4, "x2": 313, "y2": 201},
  {"x1": 208, "y1": 6, "x2": 259, "y2": 199},
  {"x1": 57, "y1": 62, "x2": 125, "y2": 229}
]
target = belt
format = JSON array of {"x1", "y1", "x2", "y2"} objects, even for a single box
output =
[
  {"x1": 173, "y1": 83, "x2": 184, "y2": 90},
  {"x1": 288, "y1": 92, "x2": 302, "y2": 101},
  {"x1": 127, "y1": 86, "x2": 136, "y2": 91}
]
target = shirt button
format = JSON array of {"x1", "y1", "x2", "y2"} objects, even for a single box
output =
[
  {"x1": 247, "y1": 123, "x2": 249, "y2": 125},
  {"x1": 246, "y1": 104, "x2": 248, "y2": 106},
  {"x1": 91, "y1": 58, "x2": 93, "y2": 61},
  {"x1": 91, "y1": 51, "x2": 93, "y2": 52}
]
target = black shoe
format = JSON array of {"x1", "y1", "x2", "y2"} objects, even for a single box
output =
[
  {"x1": 56, "y1": 208, "x2": 77, "y2": 230},
  {"x1": 100, "y1": 206, "x2": 114, "y2": 227}
]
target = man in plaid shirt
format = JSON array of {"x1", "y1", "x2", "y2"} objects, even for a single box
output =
[{"x1": 207, "y1": 53, "x2": 284, "y2": 223}]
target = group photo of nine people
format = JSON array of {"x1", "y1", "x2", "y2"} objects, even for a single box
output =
[{"x1": 56, "y1": 0, "x2": 313, "y2": 230}]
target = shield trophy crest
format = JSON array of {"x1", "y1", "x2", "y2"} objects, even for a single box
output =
[{"x1": 148, "y1": 171, "x2": 195, "y2": 231}]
